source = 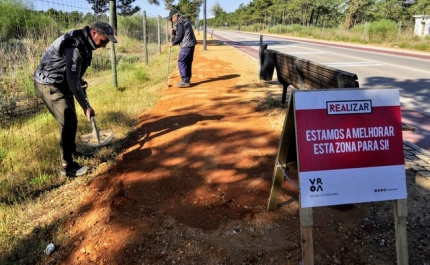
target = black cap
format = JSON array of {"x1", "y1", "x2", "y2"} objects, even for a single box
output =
[
  {"x1": 168, "y1": 10, "x2": 179, "y2": 21},
  {"x1": 91, "y1": 21, "x2": 117, "y2": 43}
]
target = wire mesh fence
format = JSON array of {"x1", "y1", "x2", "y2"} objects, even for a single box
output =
[{"x1": 0, "y1": 0, "x2": 172, "y2": 204}]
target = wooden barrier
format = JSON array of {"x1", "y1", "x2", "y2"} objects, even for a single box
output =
[{"x1": 271, "y1": 51, "x2": 359, "y2": 103}]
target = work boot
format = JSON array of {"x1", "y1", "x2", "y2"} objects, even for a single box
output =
[
  {"x1": 61, "y1": 162, "x2": 88, "y2": 177},
  {"x1": 176, "y1": 81, "x2": 191, "y2": 87}
]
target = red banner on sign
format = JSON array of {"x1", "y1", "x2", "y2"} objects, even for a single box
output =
[{"x1": 296, "y1": 106, "x2": 404, "y2": 172}]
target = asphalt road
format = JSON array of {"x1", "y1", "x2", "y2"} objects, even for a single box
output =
[{"x1": 211, "y1": 29, "x2": 430, "y2": 153}]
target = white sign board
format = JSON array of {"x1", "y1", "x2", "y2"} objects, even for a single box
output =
[{"x1": 294, "y1": 88, "x2": 407, "y2": 208}]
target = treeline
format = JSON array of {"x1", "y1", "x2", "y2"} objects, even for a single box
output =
[
  {"x1": 0, "y1": 0, "x2": 159, "y2": 41},
  {"x1": 2, "y1": 0, "x2": 429, "y2": 41},
  {"x1": 0, "y1": 0, "x2": 110, "y2": 41},
  {"x1": 207, "y1": 0, "x2": 430, "y2": 30}
]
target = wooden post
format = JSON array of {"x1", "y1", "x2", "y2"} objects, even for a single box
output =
[
  {"x1": 396, "y1": 21, "x2": 402, "y2": 45},
  {"x1": 165, "y1": 20, "x2": 169, "y2": 45},
  {"x1": 203, "y1": 0, "x2": 207, "y2": 50},
  {"x1": 259, "y1": 35, "x2": 263, "y2": 82},
  {"x1": 394, "y1": 199, "x2": 408, "y2": 265},
  {"x1": 109, "y1": 0, "x2": 117, "y2": 87},
  {"x1": 337, "y1": 74, "x2": 345, "y2": 88},
  {"x1": 300, "y1": 206, "x2": 314, "y2": 265},
  {"x1": 157, "y1": 15, "x2": 161, "y2": 54}
]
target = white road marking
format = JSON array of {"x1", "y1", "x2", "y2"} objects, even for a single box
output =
[
  {"x1": 323, "y1": 62, "x2": 383, "y2": 67},
  {"x1": 284, "y1": 51, "x2": 326, "y2": 55},
  {"x1": 231, "y1": 33, "x2": 430, "y2": 74}
]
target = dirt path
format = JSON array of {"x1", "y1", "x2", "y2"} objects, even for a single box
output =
[{"x1": 46, "y1": 37, "x2": 430, "y2": 265}]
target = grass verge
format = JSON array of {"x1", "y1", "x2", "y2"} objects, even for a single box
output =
[{"x1": 0, "y1": 38, "x2": 178, "y2": 264}]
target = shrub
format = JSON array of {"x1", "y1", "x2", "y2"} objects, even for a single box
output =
[
  {"x1": 89, "y1": 55, "x2": 111, "y2": 72},
  {"x1": 414, "y1": 43, "x2": 429, "y2": 51},
  {"x1": 117, "y1": 55, "x2": 140, "y2": 71},
  {"x1": 134, "y1": 68, "x2": 149, "y2": 81},
  {"x1": 251, "y1": 23, "x2": 265, "y2": 32},
  {"x1": 349, "y1": 24, "x2": 366, "y2": 35},
  {"x1": 367, "y1": 19, "x2": 398, "y2": 42},
  {"x1": 268, "y1": 24, "x2": 289, "y2": 34},
  {"x1": 118, "y1": 14, "x2": 166, "y2": 42}
]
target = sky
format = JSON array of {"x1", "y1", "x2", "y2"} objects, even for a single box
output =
[
  {"x1": 33, "y1": 0, "x2": 253, "y2": 18},
  {"x1": 143, "y1": 0, "x2": 252, "y2": 18}
]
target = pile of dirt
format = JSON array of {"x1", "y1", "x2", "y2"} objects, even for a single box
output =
[{"x1": 44, "y1": 39, "x2": 430, "y2": 265}]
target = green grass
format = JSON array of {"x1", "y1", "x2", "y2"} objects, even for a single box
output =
[{"x1": 29, "y1": 174, "x2": 52, "y2": 188}]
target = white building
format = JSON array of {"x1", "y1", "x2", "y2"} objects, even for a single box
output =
[{"x1": 413, "y1": 15, "x2": 430, "y2": 36}]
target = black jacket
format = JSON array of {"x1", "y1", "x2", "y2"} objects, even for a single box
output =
[
  {"x1": 34, "y1": 26, "x2": 96, "y2": 111},
  {"x1": 172, "y1": 16, "x2": 197, "y2": 48}
]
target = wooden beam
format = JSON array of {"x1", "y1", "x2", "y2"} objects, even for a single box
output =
[{"x1": 267, "y1": 92, "x2": 296, "y2": 210}]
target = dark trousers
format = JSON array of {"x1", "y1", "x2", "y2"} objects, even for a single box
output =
[
  {"x1": 34, "y1": 81, "x2": 77, "y2": 166},
  {"x1": 178, "y1": 46, "x2": 195, "y2": 83}
]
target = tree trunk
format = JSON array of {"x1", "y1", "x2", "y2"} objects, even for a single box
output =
[
  {"x1": 309, "y1": 7, "x2": 314, "y2": 26},
  {"x1": 282, "y1": 9, "x2": 285, "y2": 25},
  {"x1": 344, "y1": 12, "x2": 352, "y2": 30}
]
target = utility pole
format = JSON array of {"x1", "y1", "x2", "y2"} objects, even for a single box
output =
[
  {"x1": 203, "y1": 0, "x2": 207, "y2": 50},
  {"x1": 196, "y1": 6, "x2": 200, "y2": 35}
]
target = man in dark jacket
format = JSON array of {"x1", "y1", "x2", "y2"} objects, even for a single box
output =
[
  {"x1": 33, "y1": 21, "x2": 117, "y2": 177},
  {"x1": 169, "y1": 10, "x2": 198, "y2": 87}
]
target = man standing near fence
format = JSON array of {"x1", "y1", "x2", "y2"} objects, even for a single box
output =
[
  {"x1": 33, "y1": 21, "x2": 117, "y2": 177},
  {"x1": 168, "y1": 10, "x2": 198, "y2": 88}
]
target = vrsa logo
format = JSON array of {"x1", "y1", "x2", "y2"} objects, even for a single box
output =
[
  {"x1": 309, "y1": 178, "x2": 323, "y2": 192},
  {"x1": 326, "y1": 100, "x2": 372, "y2": 115}
]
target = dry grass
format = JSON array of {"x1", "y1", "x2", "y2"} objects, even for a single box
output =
[{"x1": 0, "y1": 34, "x2": 178, "y2": 264}]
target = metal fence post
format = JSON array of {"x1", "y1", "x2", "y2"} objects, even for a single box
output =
[
  {"x1": 143, "y1": 11, "x2": 148, "y2": 64},
  {"x1": 157, "y1": 15, "x2": 161, "y2": 54}
]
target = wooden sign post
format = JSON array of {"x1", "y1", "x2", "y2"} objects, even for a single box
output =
[{"x1": 268, "y1": 88, "x2": 408, "y2": 265}]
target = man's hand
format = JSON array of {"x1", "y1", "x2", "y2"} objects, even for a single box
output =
[
  {"x1": 85, "y1": 107, "x2": 95, "y2": 122},
  {"x1": 169, "y1": 42, "x2": 173, "y2": 47},
  {"x1": 82, "y1": 80, "x2": 88, "y2": 90}
]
